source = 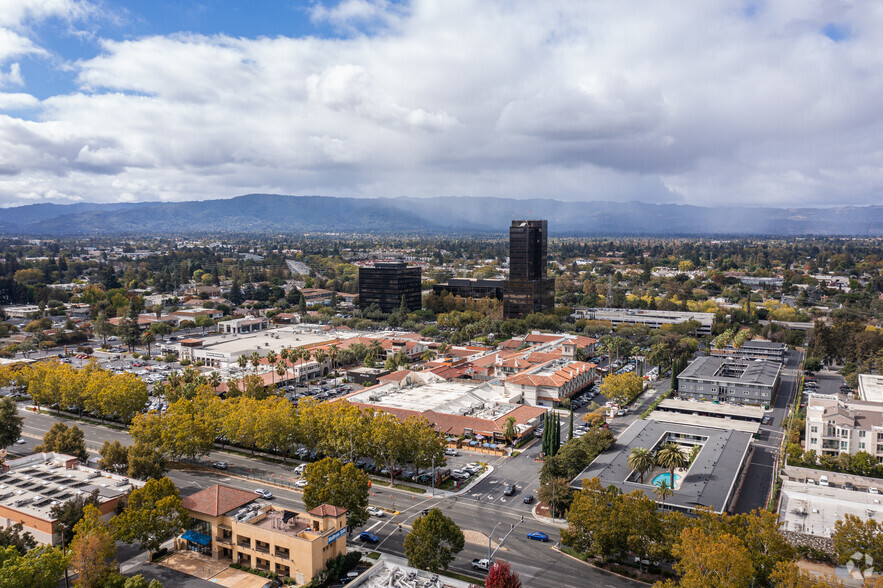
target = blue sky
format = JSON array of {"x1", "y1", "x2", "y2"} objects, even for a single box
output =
[{"x1": 0, "y1": 1, "x2": 880, "y2": 209}]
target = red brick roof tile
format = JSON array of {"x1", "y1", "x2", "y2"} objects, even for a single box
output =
[{"x1": 182, "y1": 484, "x2": 256, "y2": 517}]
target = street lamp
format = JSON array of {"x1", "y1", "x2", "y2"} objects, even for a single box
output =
[{"x1": 488, "y1": 522, "x2": 502, "y2": 561}]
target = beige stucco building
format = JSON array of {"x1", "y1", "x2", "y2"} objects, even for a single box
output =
[{"x1": 178, "y1": 485, "x2": 347, "y2": 585}]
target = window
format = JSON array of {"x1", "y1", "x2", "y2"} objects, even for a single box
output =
[
  {"x1": 811, "y1": 426, "x2": 818, "y2": 433},
  {"x1": 860, "y1": 443, "x2": 866, "y2": 450},
  {"x1": 860, "y1": 431, "x2": 867, "y2": 438},
  {"x1": 841, "y1": 441, "x2": 848, "y2": 449},
  {"x1": 810, "y1": 437, "x2": 817, "y2": 445}
]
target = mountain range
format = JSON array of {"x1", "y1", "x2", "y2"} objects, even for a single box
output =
[{"x1": 0, "y1": 194, "x2": 880, "y2": 236}]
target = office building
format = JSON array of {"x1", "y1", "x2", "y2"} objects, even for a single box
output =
[
  {"x1": 504, "y1": 220, "x2": 554, "y2": 318},
  {"x1": 179, "y1": 484, "x2": 347, "y2": 585},
  {"x1": 676, "y1": 355, "x2": 781, "y2": 405},
  {"x1": 432, "y1": 278, "x2": 505, "y2": 300},
  {"x1": 0, "y1": 452, "x2": 145, "y2": 545},
  {"x1": 571, "y1": 308, "x2": 714, "y2": 336},
  {"x1": 358, "y1": 261, "x2": 422, "y2": 314},
  {"x1": 709, "y1": 340, "x2": 787, "y2": 363}
]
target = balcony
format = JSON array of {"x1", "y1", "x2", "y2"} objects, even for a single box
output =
[
  {"x1": 255, "y1": 544, "x2": 270, "y2": 554},
  {"x1": 215, "y1": 536, "x2": 232, "y2": 546}
]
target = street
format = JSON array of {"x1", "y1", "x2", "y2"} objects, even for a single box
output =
[{"x1": 13, "y1": 405, "x2": 642, "y2": 588}]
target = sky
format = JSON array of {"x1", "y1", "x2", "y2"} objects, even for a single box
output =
[{"x1": 0, "y1": 0, "x2": 881, "y2": 209}]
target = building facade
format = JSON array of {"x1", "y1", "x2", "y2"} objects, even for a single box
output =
[
  {"x1": 179, "y1": 485, "x2": 347, "y2": 585},
  {"x1": 432, "y1": 278, "x2": 505, "y2": 300},
  {"x1": 571, "y1": 308, "x2": 714, "y2": 336},
  {"x1": 504, "y1": 220, "x2": 554, "y2": 319},
  {"x1": 358, "y1": 262, "x2": 422, "y2": 314},
  {"x1": 677, "y1": 356, "x2": 781, "y2": 405},
  {"x1": 709, "y1": 340, "x2": 787, "y2": 363},
  {"x1": 805, "y1": 394, "x2": 883, "y2": 461}
]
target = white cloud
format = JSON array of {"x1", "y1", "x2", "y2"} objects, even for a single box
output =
[{"x1": 2, "y1": 0, "x2": 883, "y2": 208}]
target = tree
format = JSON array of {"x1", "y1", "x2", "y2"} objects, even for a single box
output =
[
  {"x1": 654, "y1": 479, "x2": 673, "y2": 509},
  {"x1": 100, "y1": 573, "x2": 164, "y2": 588},
  {"x1": 403, "y1": 508, "x2": 465, "y2": 573},
  {"x1": 35, "y1": 422, "x2": 88, "y2": 461},
  {"x1": 627, "y1": 447, "x2": 655, "y2": 484},
  {"x1": 50, "y1": 489, "x2": 100, "y2": 542},
  {"x1": 655, "y1": 442, "x2": 688, "y2": 489},
  {"x1": 112, "y1": 477, "x2": 189, "y2": 561},
  {"x1": 599, "y1": 372, "x2": 643, "y2": 406},
  {"x1": 503, "y1": 416, "x2": 517, "y2": 445},
  {"x1": 0, "y1": 545, "x2": 69, "y2": 588},
  {"x1": 303, "y1": 457, "x2": 370, "y2": 531},
  {"x1": 485, "y1": 560, "x2": 522, "y2": 588},
  {"x1": 140, "y1": 331, "x2": 155, "y2": 358},
  {"x1": 70, "y1": 504, "x2": 116, "y2": 588},
  {"x1": 0, "y1": 523, "x2": 36, "y2": 554},
  {"x1": 667, "y1": 526, "x2": 754, "y2": 588},
  {"x1": 93, "y1": 312, "x2": 113, "y2": 348},
  {"x1": 537, "y1": 477, "x2": 573, "y2": 518},
  {"x1": 832, "y1": 514, "x2": 883, "y2": 567},
  {"x1": 0, "y1": 397, "x2": 23, "y2": 448},
  {"x1": 99, "y1": 440, "x2": 130, "y2": 475},
  {"x1": 194, "y1": 315, "x2": 214, "y2": 334},
  {"x1": 127, "y1": 442, "x2": 167, "y2": 480}
]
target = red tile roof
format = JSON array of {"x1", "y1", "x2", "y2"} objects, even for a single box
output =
[
  {"x1": 308, "y1": 504, "x2": 348, "y2": 517},
  {"x1": 524, "y1": 333, "x2": 563, "y2": 343},
  {"x1": 182, "y1": 484, "x2": 256, "y2": 517}
]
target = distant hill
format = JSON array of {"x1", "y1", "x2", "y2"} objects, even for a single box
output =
[{"x1": 0, "y1": 194, "x2": 880, "y2": 236}]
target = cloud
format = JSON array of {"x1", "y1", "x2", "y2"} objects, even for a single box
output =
[{"x1": 2, "y1": 0, "x2": 883, "y2": 208}]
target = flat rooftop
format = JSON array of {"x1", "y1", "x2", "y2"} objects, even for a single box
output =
[
  {"x1": 678, "y1": 356, "x2": 781, "y2": 387},
  {"x1": 0, "y1": 453, "x2": 142, "y2": 522},
  {"x1": 648, "y1": 411, "x2": 761, "y2": 435},
  {"x1": 347, "y1": 380, "x2": 519, "y2": 420},
  {"x1": 195, "y1": 328, "x2": 336, "y2": 356},
  {"x1": 575, "y1": 419, "x2": 753, "y2": 513},
  {"x1": 657, "y1": 398, "x2": 766, "y2": 420},
  {"x1": 858, "y1": 374, "x2": 883, "y2": 403},
  {"x1": 575, "y1": 307, "x2": 714, "y2": 323},
  {"x1": 779, "y1": 480, "x2": 883, "y2": 537}
]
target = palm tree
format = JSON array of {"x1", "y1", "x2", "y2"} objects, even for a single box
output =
[
  {"x1": 237, "y1": 354, "x2": 248, "y2": 370},
  {"x1": 327, "y1": 344, "x2": 339, "y2": 372},
  {"x1": 654, "y1": 479, "x2": 673, "y2": 509},
  {"x1": 250, "y1": 351, "x2": 261, "y2": 372},
  {"x1": 266, "y1": 350, "x2": 278, "y2": 384},
  {"x1": 276, "y1": 362, "x2": 286, "y2": 384},
  {"x1": 655, "y1": 442, "x2": 688, "y2": 490},
  {"x1": 369, "y1": 340, "x2": 383, "y2": 361},
  {"x1": 209, "y1": 371, "x2": 221, "y2": 388},
  {"x1": 503, "y1": 416, "x2": 517, "y2": 445},
  {"x1": 627, "y1": 447, "x2": 656, "y2": 484},
  {"x1": 141, "y1": 331, "x2": 155, "y2": 358}
]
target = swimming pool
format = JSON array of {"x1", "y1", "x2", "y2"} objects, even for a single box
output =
[{"x1": 652, "y1": 473, "x2": 682, "y2": 487}]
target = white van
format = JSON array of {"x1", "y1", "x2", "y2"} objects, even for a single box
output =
[
  {"x1": 294, "y1": 464, "x2": 307, "y2": 476},
  {"x1": 819, "y1": 475, "x2": 829, "y2": 487}
]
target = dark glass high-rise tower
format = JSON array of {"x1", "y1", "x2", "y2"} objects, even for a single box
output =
[
  {"x1": 358, "y1": 261, "x2": 422, "y2": 314},
  {"x1": 504, "y1": 220, "x2": 554, "y2": 318}
]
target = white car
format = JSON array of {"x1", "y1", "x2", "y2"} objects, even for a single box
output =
[
  {"x1": 254, "y1": 488, "x2": 273, "y2": 499},
  {"x1": 444, "y1": 448, "x2": 459, "y2": 456},
  {"x1": 367, "y1": 506, "x2": 384, "y2": 517},
  {"x1": 294, "y1": 479, "x2": 308, "y2": 489}
]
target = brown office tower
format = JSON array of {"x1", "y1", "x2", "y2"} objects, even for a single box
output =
[
  {"x1": 504, "y1": 220, "x2": 554, "y2": 318},
  {"x1": 358, "y1": 261, "x2": 422, "y2": 314}
]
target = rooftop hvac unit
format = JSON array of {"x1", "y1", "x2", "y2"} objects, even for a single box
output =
[
  {"x1": 85, "y1": 472, "x2": 99, "y2": 479},
  {"x1": 114, "y1": 478, "x2": 129, "y2": 487}
]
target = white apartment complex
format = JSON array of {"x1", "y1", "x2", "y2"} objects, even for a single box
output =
[{"x1": 805, "y1": 394, "x2": 883, "y2": 461}]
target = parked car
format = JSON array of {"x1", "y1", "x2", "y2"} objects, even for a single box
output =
[
  {"x1": 367, "y1": 507, "x2": 384, "y2": 517},
  {"x1": 444, "y1": 448, "x2": 459, "y2": 456},
  {"x1": 523, "y1": 494, "x2": 534, "y2": 504},
  {"x1": 761, "y1": 415, "x2": 772, "y2": 426},
  {"x1": 845, "y1": 482, "x2": 855, "y2": 491},
  {"x1": 359, "y1": 532, "x2": 379, "y2": 543},
  {"x1": 15, "y1": 438, "x2": 25, "y2": 445},
  {"x1": 527, "y1": 532, "x2": 549, "y2": 542},
  {"x1": 254, "y1": 488, "x2": 273, "y2": 499},
  {"x1": 503, "y1": 484, "x2": 515, "y2": 496}
]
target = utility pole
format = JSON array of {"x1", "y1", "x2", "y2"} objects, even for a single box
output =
[
  {"x1": 431, "y1": 456, "x2": 435, "y2": 497},
  {"x1": 61, "y1": 527, "x2": 70, "y2": 588}
]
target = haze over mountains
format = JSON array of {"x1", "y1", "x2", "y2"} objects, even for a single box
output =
[{"x1": 0, "y1": 195, "x2": 880, "y2": 236}]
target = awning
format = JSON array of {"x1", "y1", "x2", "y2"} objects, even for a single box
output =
[{"x1": 181, "y1": 530, "x2": 212, "y2": 546}]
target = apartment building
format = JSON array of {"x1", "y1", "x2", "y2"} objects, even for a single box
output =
[
  {"x1": 677, "y1": 356, "x2": 781, "y2": 406},
  {"x1": 504, "y1": 359, "x2": 598, "y2": 407},
  {"x1": 805, "y1": 394, "x2": 883, "y2": 460},
  {"x1": 179, "y1": 485, "x2": 347, "y2": 585},
  {"x1": 710, "y1": 340, "x2": 787, "y2": 363}
]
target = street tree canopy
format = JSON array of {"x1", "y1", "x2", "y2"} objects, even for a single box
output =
[
  {"x1": 303, "y1": 457, "x2": 370, "y2": 531},
  {"x1": 403, "y1": 508, "x2": 465, "y2": 573}
]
